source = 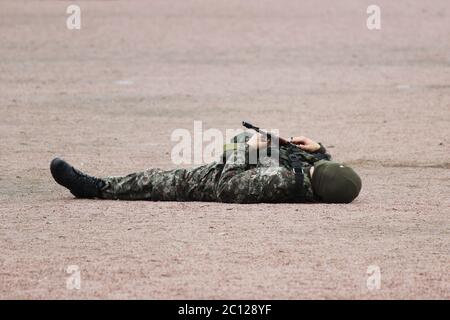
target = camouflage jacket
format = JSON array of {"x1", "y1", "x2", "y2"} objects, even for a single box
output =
[{"x1": 215, "y1": 132, "x2": 331, "y2": 203}]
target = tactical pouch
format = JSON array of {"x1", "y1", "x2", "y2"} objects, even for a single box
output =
[{"x1": 288, "y1": 151, "x2": 306, "y2": 198}]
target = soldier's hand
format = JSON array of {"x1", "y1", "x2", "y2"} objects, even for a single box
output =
[
  {"x1": 247, "y1": 133, "x2": 268, "y2": 150},
  {"x1": 291, "y1": 136, "x2": 321, "y2": 152}
]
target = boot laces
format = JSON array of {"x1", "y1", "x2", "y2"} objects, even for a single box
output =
[{"x1": 72, "y1": 167, "x2": 103, "y2": 188}]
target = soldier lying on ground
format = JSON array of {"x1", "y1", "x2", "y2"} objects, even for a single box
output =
[{"x1": 50, "y1": 132, "x2": 362, "y2": 203}]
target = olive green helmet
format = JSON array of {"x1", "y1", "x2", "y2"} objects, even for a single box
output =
[{"x1": 311, "y1": 160, "x2": 362, "y2": 203}]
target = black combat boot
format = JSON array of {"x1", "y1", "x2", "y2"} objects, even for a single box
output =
[{"x1": 50, "y1": 158, "x2": 106, "y2": 199}]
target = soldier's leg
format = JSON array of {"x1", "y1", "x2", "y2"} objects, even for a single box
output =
[
  {"x1": 50, "y1": 157, "x2": 220, "y2": 201},
  {"x1": 100, "y1": 168, "x2": 190, "y2": 201}
]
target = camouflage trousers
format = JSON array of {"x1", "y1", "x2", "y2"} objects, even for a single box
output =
[{"x1": 100, "y1": 162, "x2": 225, "y2": 202}]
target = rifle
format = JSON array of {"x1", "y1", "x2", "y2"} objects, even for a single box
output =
[{"x1": 242, "y1": 121, "x2": 294, "y2": 147}]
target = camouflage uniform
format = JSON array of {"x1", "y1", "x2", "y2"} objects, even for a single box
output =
[{"x1": 100, "y1": 133, "x2": 331, "y2": 203}]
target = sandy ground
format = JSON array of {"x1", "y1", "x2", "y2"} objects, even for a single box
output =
[{"x1": 0, "y1": 0, "x2": 449, "y2": 299}]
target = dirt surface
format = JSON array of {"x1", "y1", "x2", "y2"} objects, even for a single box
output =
[{"x1": 0, "y1": 0, "x2": 449, "y2": 299}]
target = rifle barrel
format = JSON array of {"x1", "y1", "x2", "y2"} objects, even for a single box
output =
[{"x1": 242, "y1": 121, "x2": 257, "y2": 130}]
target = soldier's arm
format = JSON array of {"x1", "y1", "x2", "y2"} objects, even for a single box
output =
[
  {"x1": 290, "y1": 136, "x2": 331, "y2": 162},
  {"x1": 310, "y1": 143, "x2": 331, "y2": 161}
]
